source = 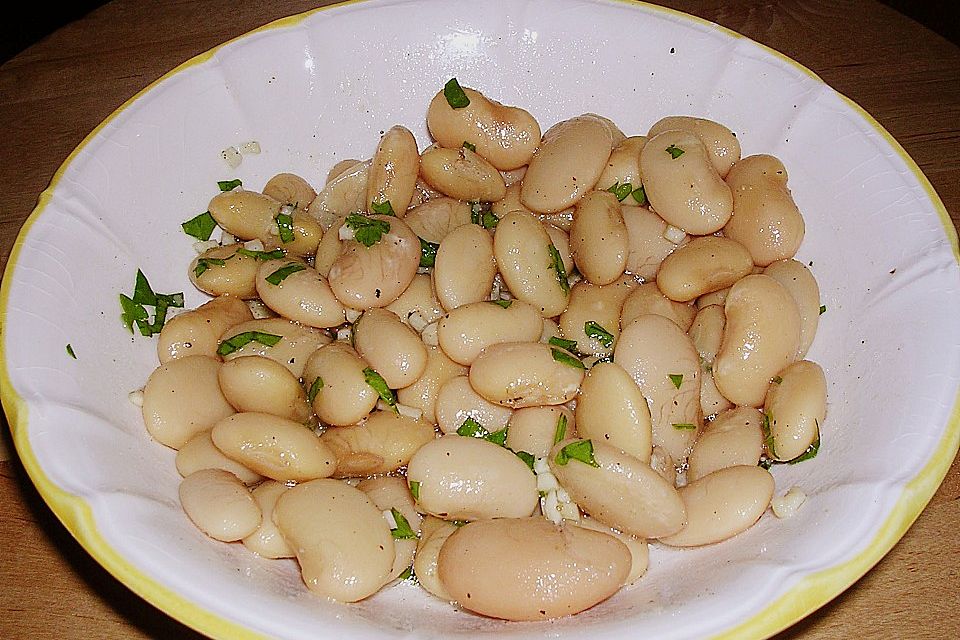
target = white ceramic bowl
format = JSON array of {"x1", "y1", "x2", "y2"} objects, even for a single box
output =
[{"x1": 2, "y1": 1, "x2": 959, "y2": 638}]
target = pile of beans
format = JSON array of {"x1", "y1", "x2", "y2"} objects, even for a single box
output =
[{"x1": 139, "y1": 81, "x2": 826, "y2": 621}]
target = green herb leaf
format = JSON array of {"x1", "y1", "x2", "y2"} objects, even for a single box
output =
[
  {"x1": 132, "y1": 269, "x2": 157, "y2": 305},
  {"x1": 275, "y1": 211, "x2": 295, "y2": 244},
  {"x1": 66, "y1": 344, "x2": 77, "y2": 359},
  {"x1": 419, "y1": 237, "x2": 439, "y2": 268},
  {"x1": 345, "y1": 214, "x2": 391, "y2": 247},
  {"x1": 397, "y1": 565, "x2": 416, "y2": 581},
  {"x1": 549, "y1": 336, "x2": 578, "y2": 352},
  {"x1": 307, "y1": 376, "x2": 323, "y2": 403},
  {"x1": 370, "y1": 199, "x2": 397, "y2": 217},
  {"x1": 409, "y1": 480, "x2": 420, "y2": 501},
  {"x1": 217, "y1": 331, "x2": 282, "y2": 356},
  {"x1": 193, "y1": 257, "x2": 226, "y2": 278},
  {"x1": 606, "y1": 181, "x2": 632, "y2": 201},
  {"x1": 514, "y1": 450, "x2": 536, "y2": 470},
  {"x1": 470, "y1": 201, "x2": 483, "y2": 225},
  {"x1": 457, "y1": 417, "x2": 484, "y2": 439},
  {"x1": 762, "y1": 411, "x2": 777, "y2": 457},
  {"x1": 787, "y1": 421, "x2": 820, "y2": 465},
  {"x1": 668, "y1": 373, "x2": 684, "y2": 389},
  {"x1": 443, "y1": 77, "x2": 470, "y2": 109},
  {"x1": 181, "y1": 211, "x2": 218, "y2": 240},
  {"x1": 771, "y1": 375, "x2": 783, "y2": 384},
  {"x1": 552, "y1": 348, "x2": 585, "y2": 370},
  {"x1": 265, "y1": 262, "x2": 306, "y2": 285},
  {"x1": 236, "y1": 247, "x2": 286, "y2": 260},
  {"x1": 490, "y1": 299, "x2": 513, "y2": 309},
  {"x1": 555, "y1": 439, "x2": 599, "y2": 468},
  {"x1": 218, "y1": 179, "x2": 242, "y2": 191},
  {"x1": 363, "y1": 367, "x2": 396, "y2": 406},
  {"x1": 451, "y1": 520, "x2": 469, "y2": 527},
  {"x1": 553, "y1": 414, "x2": 568, "y2": 444},
  {"x1": 547, "y1": 243, "x2": 570, "y2": 295},
  {"x1": 584, "y1": 321, "x2": 614, "y2": 348},
  {"x1": 758, "y1": 457, "x2": 774, "y2": 470},
  {"x1": 389, "y1": 508, "x2": 417, "y2": 540},
  {"x1": 666, "y1": 144, "x2": 685, "y2": 159},
  {"x1": 819, "y1": 304, "x2": 827, "y2": 315},
  {"x1": 462, "y1": 141, "x2": 476, "y2": 152},
  {"x1": 119, "y1": 294, "x2": 148, "y2": 333},
  {"x1": 120, "y1": 271, "x2": 183, "y2": 337},
  {"x1": 480, "y1": 210, "x2": 499, "y2": 229},
  {"x1": 672, "y1": 423, "x2": 697, "y2": 430},
  {"x1": 630, "y1": 185, "x2": 647, "y2": 205}
]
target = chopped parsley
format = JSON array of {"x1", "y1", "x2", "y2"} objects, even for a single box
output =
[
  {"x1": 457, "y1": 417, "x2": 508, "y2": 447},
  {"x1": 66, "y1": 344, "x2": 76, "y2": 359},
  {"x1": 469, "y1": 201, "x2": 498, "y2": 229},
  {"x1": 771, "y1": 375, "x2": 783, "y2": 384},
  {"x1": 306, "y1": 376, "x2": 323, "y2": 403},
  {"x1": 819, "y1": 304, "x2": 827, "y2": 315},
  {"x1": 389, "y1": 508, "x2": 417, "y2": 540},
  {"x1": 119, "y1": 270, "x2": 184, "y2": 337},
  {"x1": 555, "y1": 439, "x2": 599, "y2": 468},
  {"x1": 672, "y1": 423, "x2": 697, "y2": 430},
  {"x1": 666, "y1": 144, "x2": 685, "y2": 159},
  {"x1": 631, "y1": 184, "x2": 647, "y2": 205},
  {"x1": 606, "y1": 181, "x2": 633, "y2": 201},
  {"x1": 345, "y1": 214, "x2": 391, "y2": 247},
  {"x1": 547, "y1": 243, "x2": 570, "y2": 295},
  {"x1": 443, "y1": 77, "x2": 470, "y2": 108},
  {"x1": 668, "y1": 373, "x2": 684, "y2": 389},
  {"x1": 275, "y1": 210, "x2": 295, "y2": 243},
  {"x1": 788, "y1": 421, "x2": 820, "y2": 465},
  {"x1": 514, "y1": 450, "x2": 536, "y2": 470},
  {"x1": 193, "y1": 257, "x2": 226, "y2": 278},
  {"x1": 363, "y1": 367, "x2": 396, "y2": 407},
  {"x1": 409, "y1": 480, "x2": 420, "y2": 501},
  {"x1": 265, "y1": 263, "x2": 306, "y2": 285},
  {"x1": 370, "y1": 199, "x2": 397, "y2": 217},
  {"x1": 553, "y1": 414, "x2": 568, "y2": 444},
  {"x1": 548, "y1": 336, "x2": 578, "y2": 352},
  {"x1": 181, "y1": 211, "x2": 218, "y2": 241},
  {"x1": 761, "y1": 411, "x2": 777, "y2": 457},
  {"x1": 551, "y1": 347, "x2": 585, "y2": 370},
  {"x1": 397, "y1": 565, "x2": 416, "y2": 581},
  {"x1": 462, "y1": 141, "x2": 476, "y2": 152},
  {"x1": 236, "y1": 247, "x2": 285, "y2": 260},
  {"x1": 217, "y1": 331, "x2": 282, "y2": 356},
  {"x1": 419, "y1": 237, "x2": 439, "y2": 268},
  {"x1": 217, "y1": 179, "x2": 242, "y2": 192},
  {"x1": 490, "y1": 299, "x2": 513, "y2": 309},
  {"x1": 584, "y1": 321, "x2": 614, "y2": 348}
]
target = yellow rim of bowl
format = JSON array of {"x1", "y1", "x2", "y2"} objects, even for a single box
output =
[{"x1": 1, "y1": 2, "x2": 957, "y2": 639}]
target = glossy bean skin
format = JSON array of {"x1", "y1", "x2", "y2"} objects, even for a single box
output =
[
  {"x1": 255, "y1": 258, "x2": 345, "y2": 328},
  {"x1": 367, "y1": 125, "x2": 420, "y2": 216},
  {"x1": 261, "y1": 208, "x2": 324, "y2": 258},
  {"x1": 686, "y1": 406, "x2": 764, "y2": 481},
  {"x1": 640, "y1": 130, "x2": 733, "y2": 235},
  {"x1": 384, "y1": 273, "x2": 445, "y2": 328},
  {"x1": 494, "y1": 211, "x2": 570, "y2": 317},
  {"x1": 505, "y1": 406, "x2": 576, "y2": 459},
  {"x1": 656, "y1": 236, "x2": 754, "y2": 303},
  {"x1": 544, "y1": 223, "x2": 574, "y2": 277},
  {"x1": 426, "y1": 86, "x2": 541, "y2": 171},
  {"x1": 521, "y1": 116, "x2": 615, "y2": 213},
  {"x1": 142, "y1": 355, "x2": 235, "y2": 449},
  {"x1": 308, "y1": 159, "x2": 370, "y2": 231},
  {"x1": 763, "y1": 259, "x2": 821, "y2": 358},
  {"x1": 559, "y1": 277, "x2": 636, "y2": 357},
  {"x1": 620, "y1": 282, "x2": 696, "y2": 331},
  {"x1": 689, "y1": 306, "x2": 735, "y2": 417},
  {"x1": 406, "y1": 435, "x2": 538, "y2": 520},
  {"x1": 208, "y1": 190, "x2": 280, "y2": 240},
  {"x1": 469, "y1": 342, "x2": 585, "y2": 408},
  {"x1": 158, "y1": 295, "x2": 253, "y2": 363},
  {"x1": 212, "y1": 412, "x2": 336, "y2": 482},
  {"x1": 595, "y1": 136, "x2": 647, "y2": 192},
  {"x1": 659, "y1": 466, "x2": 774, "y2": 547},
  {"x1": 437, "y1": 517, "x2": 630, "y2": 621},
  {"x1": 328, "y1": 214, "x2": 420, "y2": 309},
  {"x1": 723, "y1": 155, "x2": 805, "y2": 266},
  {"x1": 218, "y1": 318, "x2": 330, "y2": 378},
  {"x1": 575, "y1": 362, "x2": 652, "y2": 463},
  {"x1": 354, "y1": 308, "x2": 428, "y2": 389},
  {"x1": 273, "y1": 479, "x2": 395, "y2": 602},
  {"x1": 570, "y1": 191, "x2": 629, "y2": 285},
  {"x1": 302, "y1": 343, "x2": 379, "y2": 427},
  {"x1": 414, "y1": 516, "x2": 458, "y2": 600},
  {"x1": 419, "y1": 144, "x2": 507, "y2": 202},
  {"x1": 319, "y1": 410, "x2": 436, "y2": 478},
  {"x1": 175, "y1": 429, "x2": 262, "y2": 485},
  {"x1": 764, "y1": 360, "x2": 826, "y2": 461},
  {"x1": 435, "y1": 375, "x2": 512, "y2": 435},
  {"x1": 403, "y1": 197, "x2": 472, "y2": 244},
  {"x1": 713, "y1": 275, "x2": 801, "y2": 407},
  {"x1": 242, "y1": 480, "x2": 294, "y2": 559},
  {"x1": 437, "y1": 299, "x2": 543, "y2": 366},
  {"x1": 397, "y1": 346, "x2": 468, "y2": 425},
  {"x1": 621, "y1": 205, "x2": 687, "y2": 281},
  {"x1": 179, "y1": 469, "x2": 261, "y2": 542},
  {"x1": 358, "y1": 476, "x2": 422, "y2": 583},
  {"x1": 263, "y1": 172, "x2": 317, "y2": 211},
  {"x1": 313, "y1": 215, "x2": 344, "y2": 277},
  {"x1": 647, "y1": 116, "x2": 741, "y2": 178},
  {"x1": 433, "y1": 223, "x2": 497, "y2": 312},
  {"x1": 189, "y1": 243, "x2": 259, "y2": 299},
  {"x1": 217, "y1": 355, "x2": 312, "y2": 423},
  {"x1": 548, "y1": 439, "x2": 686, "y2": 538},
  {"x1": 614, "y1": 315, "x2": 702, "y2": 463},
  {"x1": 577, "y1": 516, "x2": 649, "y2": 585}
]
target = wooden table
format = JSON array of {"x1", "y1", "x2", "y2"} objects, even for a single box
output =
[{"x1": 0, "y1": 0, "x2": 957, "y2": 638}]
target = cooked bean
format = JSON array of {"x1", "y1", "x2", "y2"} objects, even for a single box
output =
[
  {"x1": 549, "y1": 439, "x2": 686, "y2": 538},
  {"x1": 543, "y1": 224, "x2": 574, "y2": 277},
  {"x1": 255, "y1": 258, "x2": 345, "y2": 328},
  {"x1": 367, "y1": 125, "x2": 420, "y2": 216},
  {"x1": 358, "y1": 476, "x2": 422, "y2": 583},
  {"x1": 494, "y1": 211, "x2": 570, "y2": 317},
  {"x1": 438, "y1": 299, "x2": 543, "y2": 365},
  {"x1": 432, "y1": 223, "x2": 497, "y2": 312},
  {"x1": 406, "y1": 435, "x2": 538, "y2": 520},
  {"x1": 575, "y1": 362, "x2": 652, "y2": 463},
  {"x1": 302, "y1": 342, "x2": 379, "y2": 427},
  {"x1": 647, "y1": 116, "x2": 741, "y2": 177},
  {"x1": 723, "y1": 154, "x2": 805, "y2": 266},
  {"x1": 175, "y1": 429, "x2": 262, "y2": 485},
  {"x1": 621, "y1": 205, "x2": 687, "y2": 280},
  {"x1": 208, "y1": 190, "x2": 280, "y2": 240},
  {"x1": 308, "y1": 159, "x2": 370, "y2": 230},
  {"x1": 313, "y1": 215, "x2": 344, "y2": 277},
  {"x1": 689, "y1": 304, "x2": 725, "y2": 364},
  {"x1": 218, "y1": 317, "x2": 330, "y2": 378},
  {"x1": 559, "y1": 277, "x2": 636, "y2": 357},
  {"x1": 506, "y1": 406, "x2": 576, "y2": 459},
  {"x1": 640, "y1": 130, "x2": 733, "y2": 234},
  {"x1": 659, "y1": 466, "x2": 773, "y2": 546},
  {"x1": 596, "y1": 136, "x2": 647, "y2": 192},
  {"x1": 189, "y1": 243, "x2": 259, "y2": 299},
  {"x1": 217, "y1": 355, "x2": 311, "y2": 422},
  {"x1": 260, "y1": 208, "x2": 323, "y2": 258},
  {"x1": 397, "y1": 346, "x2": 468, "y2": 425},
  {"x1": 179, "y1": 469, "x2": 260, "y2": 542},
  {"x1": 273, "y1": 479, "x2": 395, "y2": 602},
  {"x1": 700, "y1": 371, "x2": 733, "y2": 419},
  {"x1": 656, "y1": 236, "x2": 753, "y2": 302},
  {"x1": 328, "y1": 214, "x2": 420, "y2": 309},
  {"x1": 713, "y1": 275, "x2": 801, "y2": 407},
  {"x1": 570, "y1": 191, "x2": 629, "y2": 285},
  {"x1": 142, "y1": 355, "x2": 235, "y2": 449},
  {"x1": 320, "y1": 410, "x2": 436, "y2": 477},
  {"x1": 403, "y1": 197, "x2": 472, "y2": 244},
  {"x1": 764, "y1": 360, "x2": 826, "y2": 461},
  {"x1": 577, "y1": 516, "x2": 649, "y2": 585},
  {"x1": 242, "y1": 480, "x2": 294, "y2": 559},
  {"x1": 470, "y1": 342, "x2": 584, "y2": 408},
  {"x1": 620, "y1": 282, "x2": 696, "y2": 331},
  {"x1": 521, "y1": 115, "x2": 614, "y2": 213},
  {"x1": 419, "y1": 144, "x2": 507, "y2": 202},
  {"x1": 614, "y1": 315, "x2": 701, "y2": 463},
  {"x1": 353, "y1": 308, "x2": 428, "y2": 389},
  {"x1": 437, "y1": 517, "x2": 630, "y2": 620},
  {"x1": 763, "y1": 259, "x2": 821, "y2": 358},
  {"x1": 490, "y1": 182, "x2": 532, "y2": 219},
  {"x1": 158, "y1": 295, "x2": 253, "y2": 363},
  {"x1": 435, "y1": 375, "x2": 512, "y2": 435},
  {"x1": 687, "y1": 407, "x2": 764, "y2": 481},
  {"x1": 384, "y1": 273, "x2": 445, "y2": 328},
  {"x1": 263, "y1": 172, "x2": 317, "y2": 211},
  {"x1": 414, "y1": 516, "x2": 458, "y2": 600}
]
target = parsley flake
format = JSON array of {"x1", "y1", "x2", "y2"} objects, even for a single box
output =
[
  {"x1": 265, "y1": 263, "x2": 306, "y2": 285},
  {"x1": 345, "y1": 214, "x2": 391, "y2": 247},
  {"x1": 462, "y1": 141, "x2": 476, "y2": 152},
  {"x1": 666, "y1": 144, "x2": 685, "y2": 159},
  {"x1": 607, "y1": 181, "x2": 633, "y2": 201},
  {"x1": 370, "y1": 199, "x2": 397, "y2": 217},
  {"x1": 389, "y1": 508, "x2": 417, "y2": 540},
  {"x1": 275, "y1": 210, "x2": 295, "y2": 243},
  {"x1": 217, "y1": 331, "x2": 282, "y2": 356},
  {"x1": 218, "y1": 179, "x2": 242, "y2": 191},
  {"x1": 307, "y1": 376, "x2": 323, "y2": 403},
  {"x1": 672, "y1": 423, "x2": 697, "y2": 430},
  {"x1": 631, "y1": 184, "x2": 647, "y2": 205},
  {"x1": 551, "y1": 348, "x2": 585, "y2": 370},
  {"x1": 555, "y1": 439, "x2": 599, "y2": 468},
  {"x1": 553, "y1": 414, "x2": 568, "y2": 444},
  {"x1": 363, "y1": 367, "x2": 396, "y2": 407},
  {"x1": 490, "y1": 299, "x2": 513, "y2": 309},
  {"x1": 547, "y1": 243, "x2": 570, "y2": 295},
  {"x1": 194, "y1": 257, "x2": 226, "y2": 278},
  {"x1": 181, "y1": 211, "x2": 218, "y2": 241},
  {"x1": 409, "y1": 480, "x2": 420, "y2": 501},
  {"x1": 419, "y1": 237, "x2": 439, "y2": 268},
  {"x1": 66, "y1": 344, "x2": 77, "y2": 359},
  {"x1": 443, "y1": 77, "x2": 470, "y2": 108},
  {"x1": 549, "y1": 336, "x2": 578, "y2": 352},
  {"x1": 584, "y1": 321, "x2": 614, "y2": 348},
  {"x1": 119, "y1": 270, "x2": 184, "y2": 337},
  {"x1": 668, "y1": 373, "x2": 684, "y2": 389}
]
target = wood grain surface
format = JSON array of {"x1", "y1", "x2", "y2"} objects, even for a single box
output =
[{"x1": 1, "y1": 1, "x2": 958, "y2": 638}]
